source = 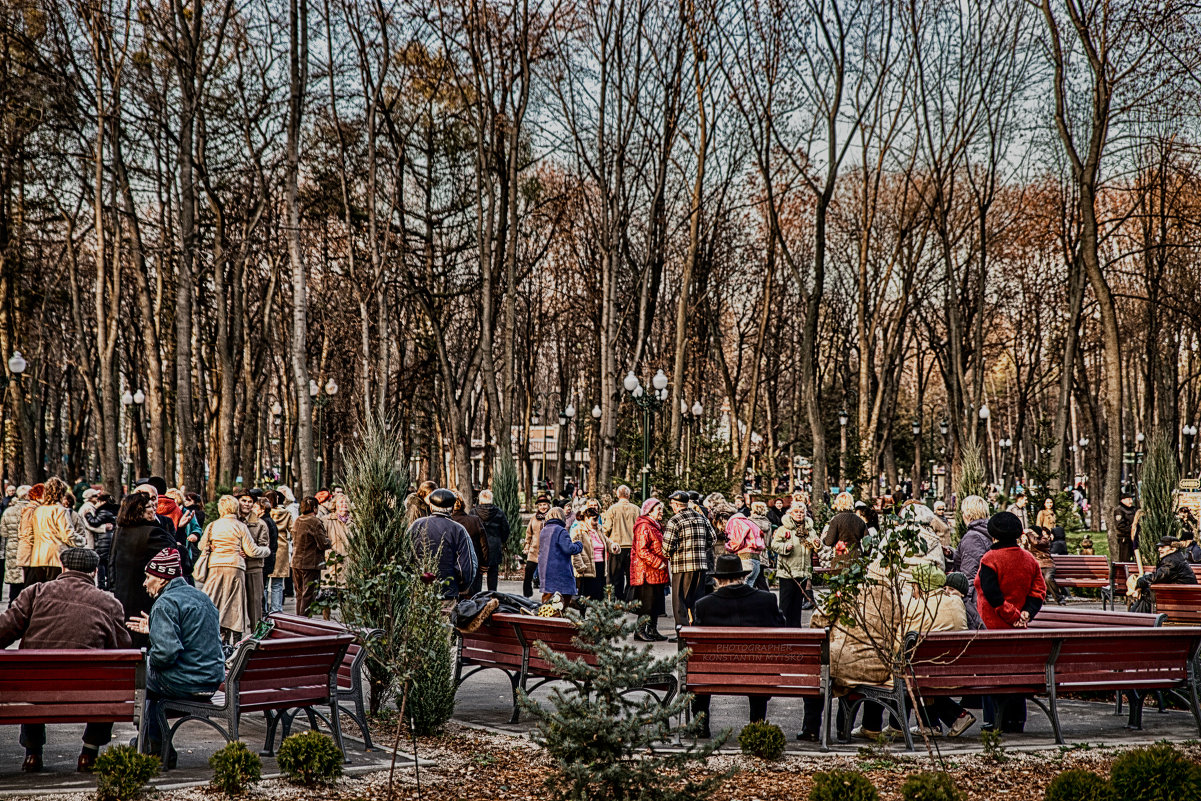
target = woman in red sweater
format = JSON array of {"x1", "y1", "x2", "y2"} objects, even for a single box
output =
[{"x1": 974, "y1": 511, "x2": 1046, "y2": 733}]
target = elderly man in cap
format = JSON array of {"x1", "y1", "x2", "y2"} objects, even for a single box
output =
[
  {"x1": 688, "y1": 553, "x2": 785, "y2": 738},
  {"x1": 663, "y1": 490, "x2": 716, "y2": 635},
  {"x1": 126, "y1": 548, "x2": 223, "y2": 766},
  {"x1": 406, "y1": 489, "x2": 476, "y2": 599},
  {"x1": 521, "y1": 494, "x2": 552, "y2": 597},
  {"x1": 0, "y1": 548, "x2": 131, "y2": 772}
]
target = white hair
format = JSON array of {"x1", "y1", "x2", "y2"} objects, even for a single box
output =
[
  {"x1": 617, "y1": 485, "x2": 631, "y2": 499},
  {"x1": 902, "y1": 502, "x2": 935, "y2": 524},
  {"x1": 961, "y1": 495, "x2": 989, "y2": 523},
  {"x1": 479, "y1": 489, "x2": 494, "y2": 503}
]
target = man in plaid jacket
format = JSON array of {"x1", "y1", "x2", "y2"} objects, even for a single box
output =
[{"x1": 663, "y1": 490, "x2": 715, "y2": 636}]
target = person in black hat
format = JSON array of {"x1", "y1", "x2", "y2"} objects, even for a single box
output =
[
  {"x1": 689, "y1": 553, "x2": 785, "y2": 738},
  {"x1": 975, "y1": 510, "x2": 1046, "y2": 733},
  {"x1": 407, "y1": 489, "x2": 476, "y2": 598},
  {"x1": 1130, "y1": 535, "x2": 1198, "y2": 613},
  {"x1": 1113, "y1": 492, "x2": 1137, "y2": 562}
]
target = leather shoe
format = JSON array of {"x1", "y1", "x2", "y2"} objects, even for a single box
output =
[
  {"x1": 796, "y1": 731, "x2": 819, "y2": 742},
  {"x1": 647, "y1": 629, "x2": 668, "y2": 641},
  {"x1": 77, "y1": 750, "x2": 98, "y2": 773},
  {"x1": 22, "y1": 754, "x2": 42, "y2": 773}
]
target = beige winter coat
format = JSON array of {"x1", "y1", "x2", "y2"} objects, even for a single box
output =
[
  {"x1": 269, "y1": 507, "x2": 293, "y2": 578},
  {"x1": 812, "y1": 582, "x2": 905, "y2": 694}
]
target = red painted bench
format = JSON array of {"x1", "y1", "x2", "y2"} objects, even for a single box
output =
[
  {"x1": 0, "y1": 650, "x2": 145, "y2": 750},
  {"x1": 1026, "y1": 606, "x2": 1165, "y2": 628},
  {"x1": 677, "y1": 626, "x2": 831, "y2": 750},
  {"x1": 455, "y1": 612, "x2": 677, "y2": 723},
  {"x1": 1050, "y1": 554, "x2": 1110, "y2": 593},
  {"x1": 1110, "y1": 562, "x2": 1201, "y2": 609},
  {"x1": 158, "y1": 632, "x2": 354, "y2": 766},
  {"x1": 1153, "y1": 585, "x2": 1201, "y2": 625},
  {"x1": 898, "y1": 627, "x2": 1201, "y2": 748},
  {"x1": 266, "y1": 613, "x2": 384, "y2": 749}
]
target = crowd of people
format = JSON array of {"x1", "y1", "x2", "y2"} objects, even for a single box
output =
[
  {"x1": 444, "y1": 481, "x2": 1201, "y2": 744},
  {"x1": 0, "y1": 475, "x2": 359, "y2": 772}
]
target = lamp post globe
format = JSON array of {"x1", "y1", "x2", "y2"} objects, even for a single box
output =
[
  {"x1": 132, "y1": 389, "x2": 145, "y2": 405},
  {"x1": 692, "y1": 401, "x2": 703, "y2": 417},
  {"x1": 979, "y1": 405, "x2": 990, "y2": 421},
  {"x1": 8, "y1": 351, "x2": 26, "y2": 375},
  {"x1": 591, "y1": 405, "x2": 602, "y2": 420},
  {"x1": 623, "y1": 371, "x2": 640, "y2": 393}
]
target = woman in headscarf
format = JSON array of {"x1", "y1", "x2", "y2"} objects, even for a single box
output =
[{"x1": 630, "y1": 498, "x2": 669, "y2": 641}]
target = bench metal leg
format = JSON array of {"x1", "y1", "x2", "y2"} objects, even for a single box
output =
[
  {"x1": 1188, "y1": 679, "x2": 1201, "y2": 737},
  {"x1": 347, "y1": 694, "x2": 375, "y2": 750},
  {"x1": 1044, "y1": 685, "x2": 1065, "y2": 745},
  {"x1": 508, "y1": 672, "x2": 523, "y2": 724},
  {"x1": 821, "y1": 691, "x2": 832, "y2": 753},
  {"x1": 329, "y1": 699, "x2": 348, "y2": 764},
  {"x1": 261, "y1": 711, "x2": 281, "y2": 757}
]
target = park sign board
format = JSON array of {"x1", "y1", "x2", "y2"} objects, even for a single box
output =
[{"x1": 1179, "y1": 481, "x2": 1201, "y2": 522}]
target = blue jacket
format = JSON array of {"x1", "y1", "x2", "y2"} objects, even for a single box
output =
[
  {"x1": 148, "y1": 577, "x2": 225, "y2": 696},
  {"x1": 408, "y1": 513, "x2": 477, "y2": 598},
  {"x1": 538, "y1": 520, "x2": 583, "y2": 596}
]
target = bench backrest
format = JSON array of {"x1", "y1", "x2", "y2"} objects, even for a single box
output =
[
  {"x1": 1050, "y1": 554, "x2": 1109, "y2": 578},
  {"x1": 458, "y1": 614, "x2": 527, "y2": 672},
  {"x1": 678, "y1": 627, "x2": 827, "y2": 697},
  {"x1": 1027, "y1": 606, "x2": 1164, "y2": 628},
  {"x1": 229, "y1": 633, "x2": 354, "y2": 713},
  {"x1": 503, "y1": 614, "x2": 597, "y2": 676},
  {"x1": 267, "y1": 613, "x2": 382, "y2": 692},
  {"x1": 1153, "y1": 585, "x2": 1201, "y2": 625},
  {"x1": 1052, "y1": 628, "x2": 1201, "y2": 690},
  {"x1": 905, "y1": 630, "x2": 1057, "y2": 695},
  {"x1": 0, "y1": 649, "x2": 143, "y2": 724}
]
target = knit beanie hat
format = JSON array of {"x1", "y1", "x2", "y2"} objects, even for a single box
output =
[
  {"x1": 640, "y1": 498, "x2": 661, "y2": 516},
  {"x1": 60, "y1": 547, "x2": 100, "y2": 574},
  {"x1": 987, "y1": 511, "x2": 1023, "y2": 544},
  {"x1": 911, "y1": 563, "x2": 946, "y2": 593},
  {"x1": 145, "y1": 547, "x2": 182, "y2": 580},
  {"x1": 944, "y1": 572, "x2": 970, "y2": 596}
]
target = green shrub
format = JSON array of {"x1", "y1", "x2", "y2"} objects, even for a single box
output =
[
  {"x1": 276, "y1": 731, "x2": 344, "y2": 787},
  {"x1": 1109, "y1": 743, "x2": 1201, "y2": 801},
  {"x1": 901, "y1": 772, "x2": 965, "y2": 801},
  {"x1": 1044, "y1": 769, "x2": 1114, "y2": 801},
  {"x1": 208, "y1": 741, "x2": 262, "y2": 795},
  {"x1": 739, "y1": 721, "x2": 786, "y2": 760},
  {"x1": 809, "y1": 769, "x2": 878, "y2": 801},
  {"x1": 93, "y1": 745, "x2": 159, "y2": 801}
]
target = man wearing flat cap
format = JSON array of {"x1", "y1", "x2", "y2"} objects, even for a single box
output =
[
  {"x1": 0, "y1": 548, "x2": 131, "y2": 773},
  {"x1": 688, "y1": 553, "x2": 785, "y2": 738},
  {"x1": 663, "y1": 490, "x2": 715, "y2": 633}
]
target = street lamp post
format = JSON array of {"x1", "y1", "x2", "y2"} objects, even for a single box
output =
[
  {"x1": 1134, "y1": 431, "x2": 1146, "y2": 492},
  {"x1": 1184, "y1": 425, "x2": 1198, "y2": 476},
  {"x1": 0, "y1": 352, "x2": 25, "y2": 485},
  {"x1": 557, "y1": 402, "x2": 575, "y2": 496},
  {"x1": 979, "y1": 404, "x2": 992, "y2": 485},
  {"x1": 838, "y1": 409, "x2": 849, "y2": 491},
  {"x1": 625, "y1": 369, "x2": 669, "y2": 502},
  {"x1": 939, "y1": 418, "x2": 949, "y2": 503},
  {"x1": 999, "y1": 438, "x2": 1012, "y2": 498},
  {"x1": 911, "y1": 418, "x2": 921, "y2": 501}
]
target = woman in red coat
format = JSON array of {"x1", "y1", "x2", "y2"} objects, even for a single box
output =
[{"x1": 631, "y1": 498, "x2": 669, "y2": 641}]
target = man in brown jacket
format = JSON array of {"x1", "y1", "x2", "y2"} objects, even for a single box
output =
[
  {"x1": 291, "y1": 497, "x2": 332, "y2": 617},
  {"x1": 603, "y1": 485, "x2": 639, "y2": 600},
  {"x1": 0, "y1": 547, "x2": 132, "y2": 772}
]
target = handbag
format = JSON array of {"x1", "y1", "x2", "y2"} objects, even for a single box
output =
[{"x1": 193, "y1": 537, "x2": 213, "y2": 583}]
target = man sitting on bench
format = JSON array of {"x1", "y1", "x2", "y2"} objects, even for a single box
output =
[
  {"x1": 690, "y1": 553, "x2": 785, "y2": 738},
  {"x1": 0, "y1": 547, "x2": 131, "y2": 773},
  {"x1": 1130, "y1": 535, "x2": 1198, "y2": 614},
  {"x1": 125, "y1": 548, "x2": 224, "y2": 767}
]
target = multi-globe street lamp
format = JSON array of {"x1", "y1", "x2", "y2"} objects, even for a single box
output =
[{"x1": 625, "y1": 369, "x2": 668, "y2": 501}]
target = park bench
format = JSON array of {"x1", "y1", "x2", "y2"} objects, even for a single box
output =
[
  {"x1": 1050, "y1": 554, "x2": 1110, "y2": 597},
  {"x1": 1110, "y1": 562, "x2": 1201, "y2": 608},
  {"x1": 890, "y1": 627, "x2": 1201, "y2": 749},
  {"x1": 157, "y1": 631, "x2": 354, "y2": 766},
  {"x1": 0, "y1": 649, "x2": 145, "y2": 750},
  {"x1": 1026, "y1": 605, "x2": 1165, "y2": 628},
  {"x1": 1153, "y1": 585, "x2": 1201, "y2": 625},
  {"x1": 266, "y1": 613, "x2": 384, "y2": 749},
  {"x1": 455, "y1": 612, "x2": 677, "y2": 724},
  {"x1": 677, "y1": 626, "x2": 832, "y2": 750}
]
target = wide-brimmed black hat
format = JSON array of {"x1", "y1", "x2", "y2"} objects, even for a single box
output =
[{"x1": 711, "y1": 553, "x2": 750, "y2": 579}]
